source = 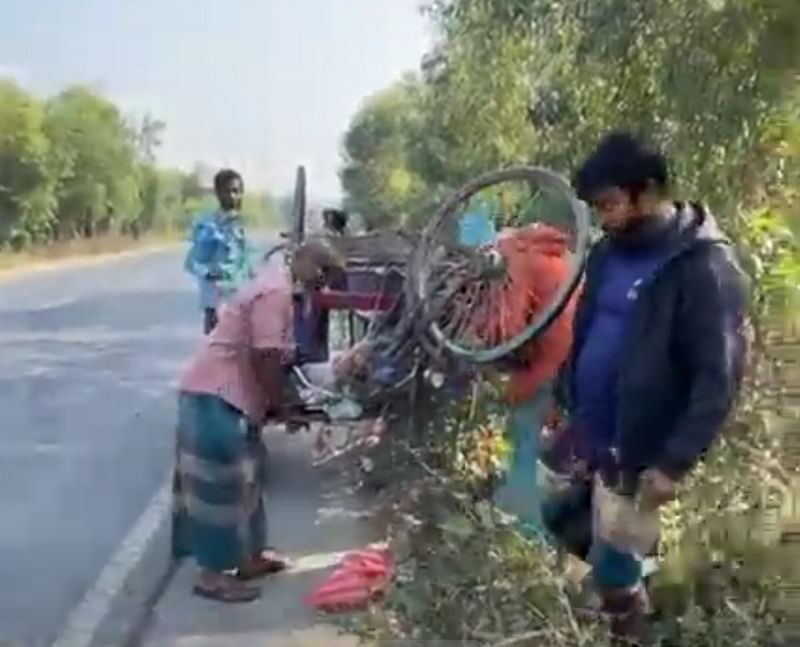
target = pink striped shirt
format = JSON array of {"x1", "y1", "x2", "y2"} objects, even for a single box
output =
[{"x1": 179, "y1": 261, "x2": 295, "y2": 422}]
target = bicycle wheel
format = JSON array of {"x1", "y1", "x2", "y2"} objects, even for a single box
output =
[
  {"x1": 412, "y1": 166, "x2": 591, "y2": 364},
  {"x1": 263, "y1": 242, "x2": 288, "y2": 262}
]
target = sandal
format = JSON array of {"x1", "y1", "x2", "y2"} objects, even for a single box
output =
[
  {"x1": 193, "y1": 573, "x2": 261, "y2": 603},
  {"x1": 238, "y1": 548, "x2": 292, "y2": 580}
]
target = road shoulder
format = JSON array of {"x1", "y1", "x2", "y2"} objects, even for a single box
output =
[{"x1": 0, "y1": 242, "x2": 181, "y2": 284}]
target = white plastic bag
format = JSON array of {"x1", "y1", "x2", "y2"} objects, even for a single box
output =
[
  {"x1": 536, "y1": 458, "x2": 572, "y2": 499},
  {"x1": 593, "y1": 475, "x2": 660, "y2": 556},
  {"x1": 324, "y1": 397, "x2": 363, "y2": 421}
]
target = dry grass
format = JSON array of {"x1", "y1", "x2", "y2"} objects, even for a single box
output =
[
  {"x1": 0, "y1": 231, "x2": 182, "y2": 278},
  {"x1": 0, "y1": 226, "x2": 281, "y2": 282}
]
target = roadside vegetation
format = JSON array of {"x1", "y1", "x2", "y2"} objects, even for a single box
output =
[{"x1": 339, "y1": 0, "x2": 800, "y2": 643}]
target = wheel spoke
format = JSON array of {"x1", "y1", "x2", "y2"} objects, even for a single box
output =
[{"x1": 409, "y1": 166, "x2": 591, "y2": 364}]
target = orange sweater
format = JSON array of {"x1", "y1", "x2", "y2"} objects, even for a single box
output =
[{"x1": 488, "y1": 224, "x2": 581, "y2": 405}]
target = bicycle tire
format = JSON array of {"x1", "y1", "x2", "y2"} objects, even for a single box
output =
[{"x1": 413, "y1": 166, "x2": 591, "y2": 364}]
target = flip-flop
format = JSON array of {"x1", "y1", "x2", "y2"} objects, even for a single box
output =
[{"x1": 192, "y1": 580, "x2": 261, "y2": 603}]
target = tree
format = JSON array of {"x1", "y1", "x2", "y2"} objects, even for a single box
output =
[
  {"x1": 518, "y1": 0, "x2": 800, "y2": 222},
  {"x1": 135, "y1": 166, "x2": 185, "y2": 236},
  {"x1": 44, "y1": 86, "x2": 142, "y2": 238},
  {"x1": 0, "y1": 81, "x2": 57, "y2": 248},
  {"x1": 340, "y1": 78, "x2": 431, "y2": 230},
  {"x1": 134, "y1": 114, "x2": 165, "y2": 165},
  {"x1": 0, "y1": 82, "x2": 284, "y2": 250},
  {"x1": 419, "y1": 0, "x2": 538, "y2": 180},
  {"x1": 341, "y1": 0, "x2": 800, "y2": 236}
]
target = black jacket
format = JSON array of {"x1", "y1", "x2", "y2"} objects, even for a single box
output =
[{"x1": 555, "y1": 203, "x2": 750, "y2": 484}]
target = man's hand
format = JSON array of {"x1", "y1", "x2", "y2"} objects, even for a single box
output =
[
  {"x1": 332, "y1": 341, "x2": 371, "y2": 383},
  {"x1": 639, "y1": 468, "x2": 678, "y2": 508}
]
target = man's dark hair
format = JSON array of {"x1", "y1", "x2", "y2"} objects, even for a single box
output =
[
  {"x1": 574, "y1": 132, "x2": 668, "y2": 201},
  {"x1": 213, "y1": 168, "x2": 243, "y2": 193}
]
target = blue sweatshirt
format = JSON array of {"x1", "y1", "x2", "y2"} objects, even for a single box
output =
[
  {"x1": 573, "y1": 245, "x2": 666, "y2": 467},
  {"x1": 183, "y1": 212, "x2": 250, "y2": 310},
  {"x1": 557, "y1": 204, "x2": 749, "y2": 483}
]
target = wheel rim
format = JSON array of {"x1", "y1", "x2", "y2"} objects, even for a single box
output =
[
  {"x1": 263, "y1": 242, "x2": 288, "y2": 262},
  {"x1": 413, "y1": 166, "x2": 591, "y2": 364}
]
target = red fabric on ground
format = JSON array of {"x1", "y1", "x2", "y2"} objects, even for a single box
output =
[{"x1": 304, "y1": 547, "x2": 393, "y2": 613}]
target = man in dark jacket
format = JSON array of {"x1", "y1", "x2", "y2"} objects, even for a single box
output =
[{"x1": 545, "y1": 133, "x2": 750, "y2": 644}]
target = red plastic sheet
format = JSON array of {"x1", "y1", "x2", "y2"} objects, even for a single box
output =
[{"x1": 304, "y1": 548, "x2": 393, "y2": 613}]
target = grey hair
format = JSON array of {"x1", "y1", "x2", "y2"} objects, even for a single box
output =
[{"x1": 291, "y1": 237, "x2": 346, "y2": 271}]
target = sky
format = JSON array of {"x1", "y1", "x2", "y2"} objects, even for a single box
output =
[{"x1": 0, "y1": 0, "x2": 433, "y2": 202}]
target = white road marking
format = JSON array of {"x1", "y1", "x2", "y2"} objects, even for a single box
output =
[{"x1": 51, "y1": 473, "x2": 173, "y2": 647}]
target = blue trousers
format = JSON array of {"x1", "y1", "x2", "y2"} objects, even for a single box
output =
[{"x1": 493, "y1": 382, "x2": 553, "y2": 538}]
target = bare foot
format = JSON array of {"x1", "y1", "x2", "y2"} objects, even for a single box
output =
[{"x1": 237, "y1": 548, "x2": 292, "y2": 580}]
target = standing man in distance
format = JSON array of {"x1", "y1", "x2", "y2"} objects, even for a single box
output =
[
  {"x1": 185, "y1": 169, "x2": 252, "y2": 334},
  {"x1": 543, "y1": 132, "x2": 749, "y2": 644},
  {"x1": 322, "y1": 208, "x2": 351, "y2": 237}
]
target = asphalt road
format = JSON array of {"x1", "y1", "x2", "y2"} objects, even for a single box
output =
[{"x1": 0, "y1": 247, "x2": 202, "y2": 646}]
